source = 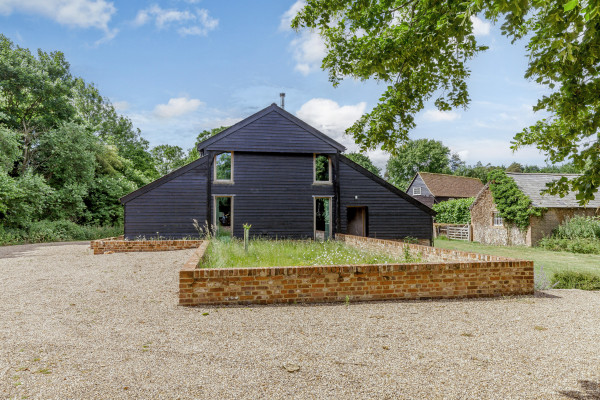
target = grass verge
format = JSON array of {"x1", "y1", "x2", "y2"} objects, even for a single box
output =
[
  {"x1": 434, "y1": 238, "x2": 600, "y2": 280},
  {"x1": 200, "y1": 238, "x2": 416, "y2": 268}
]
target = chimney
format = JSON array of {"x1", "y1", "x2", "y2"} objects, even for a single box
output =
[{"x1": 280, "y1": 93, "x2": 285, "y2": 109}]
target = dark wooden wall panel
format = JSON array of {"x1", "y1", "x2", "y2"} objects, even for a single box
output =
[
  {"x1": 124, "y1": 160, "x2": 208, "y2": 239},
  {"x1": 205, "y1": 111, "x2": 338, "y2": 154},
  {"x1": 212, "y1": 152, "x2": 334, "y2": 238},
  {"x1": 339, "y1": 163, "x2": 433, "y2": 240}
]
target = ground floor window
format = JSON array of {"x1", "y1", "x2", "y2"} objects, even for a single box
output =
[
  {"x1": 493, "y1": 211, "x2": 503, "y2": 226},
  {"x1": 214, "y1": 196, "x2": 233, "y2": 237},
  {"x1": 315, "y1": 197, "x2": 332, "y2": 240}
]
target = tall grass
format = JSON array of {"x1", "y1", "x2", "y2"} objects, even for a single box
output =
[
  {"x1": 201, "y1": 238, "x2": 412, "y2": 268},
  {"x1": 0, "y1": 220, "x2": 122, "y2": 246},
  {"x1": 538, "y1": 216, "x2": 600, "y2": 254}
]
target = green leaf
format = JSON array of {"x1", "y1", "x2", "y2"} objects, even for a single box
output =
[{"x1": 564, "y1": 0, "x2": 578, "y2": 11}]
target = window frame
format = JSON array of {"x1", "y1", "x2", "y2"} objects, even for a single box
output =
[
  {"x1": 492, "y1": 211, "x2": 503, "y2": 227},
  {"x1": 412, "y1": 187, "x2": 422, "y2": 196},
  {"x1": 213, "y1": 195, "x2": 234, "y2": 232},
  {"x1": 314, "y1": 195, "x2": 334, "y2": 239},
  {"x1": 213, "y1": 151, "x2": 234, "y2": 183},
  {"x1": 313, "y1": 153, "x2": 332, "y2": 185}
]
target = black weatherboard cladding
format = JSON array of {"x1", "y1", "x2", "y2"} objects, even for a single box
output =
[
  {"x1": 212, "y1": 152, "x2": 334, "y2": 238},
  {"x1": 339, "y1": 159, "x2": 433, "y2": 240},
  {"x1": 204, "y1": 110, "x2": 339, "y2": 154},
  {"x1": 123, "y1": 157, "x2": 208, "y2": 239}
]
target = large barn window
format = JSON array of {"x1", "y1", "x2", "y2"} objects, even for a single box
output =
[
  {"x1": 314, "y1": 154, "x2": 331, "y2": 183},
  {"x1": 214, "y1": 196, "x2": 233, "y2": 237},
  {"x1": 493, "y1": 212, "x2": 503, "y2": 226},
  {"x1": 214, "y1": 152, "x2": 233, "y2": 182}
]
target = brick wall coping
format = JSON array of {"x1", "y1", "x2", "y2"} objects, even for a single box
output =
[
  {"x1": 91, "y1": 237, "x2": 204, "y2": 255},
  {"x1": 180, "y1": 234, "x2": 534, "y2": 306}
]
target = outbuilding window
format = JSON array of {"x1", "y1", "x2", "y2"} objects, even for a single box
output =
[
  {"x1": 412, "y1": 187, "x2": 421, "y2": 195},
  {"x1": 214, "y1": 152, "x2": 233, "y2": 182},
  {"x1": 493, "y1": 212, "x2": 503, "y2": 226}
]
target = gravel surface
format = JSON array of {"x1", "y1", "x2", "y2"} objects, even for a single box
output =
[{"x1": 1, "y1": 242, "x2": 599, "y2": 399}]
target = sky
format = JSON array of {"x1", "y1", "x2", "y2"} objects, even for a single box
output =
[{"x1": 0, "y1": 0, "x2": 552, "y2": 171}]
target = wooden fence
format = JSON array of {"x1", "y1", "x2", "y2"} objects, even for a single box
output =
[{"x1": 434, "y1": 223, "x2": 471, "y2": 241}]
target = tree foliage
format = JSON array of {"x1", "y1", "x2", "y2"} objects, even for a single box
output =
[
  {"x1": 432, "y1": 197, "x2": 474, "y2": 224},
  {"x1": 293, "y1": 0, "x2": 600, "y2": 203},
  {"x1": 344, "y1": 152, "x2": 381, "y2": 176},
  {"x1": 385, "y1": 139, "x2": 453, "y2": 189},
  {"x1": 487, "y1": 169, "x2": 544, "y2": 230}
]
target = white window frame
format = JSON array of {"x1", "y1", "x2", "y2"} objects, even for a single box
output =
[
  {"x1": 213, "y1": 151, "x2": 234, "y2": 183},
  {"x1": 213, "y1": 195, "x2": 234, "y2": 231},
  {"x1": 313, "y1": 154, "x2": 332, "y2": 185},
  {"x1": 492, "y1": 211, "x2": 503, "y2": 227},
  {"x1": 412, "y1": 187, "x2": 422, "y2": 196},
  {"x1": 313, "y1": 195, "x2": 333, "y2": 239}
]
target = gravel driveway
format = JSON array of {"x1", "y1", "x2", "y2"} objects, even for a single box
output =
[{"x1": 1, "y1": 242, "x2": 599, "y2": 399}]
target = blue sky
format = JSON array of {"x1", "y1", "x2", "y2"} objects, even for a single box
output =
[{"x1": 0, "y1": 0, "x2": 550, "y2": 170}]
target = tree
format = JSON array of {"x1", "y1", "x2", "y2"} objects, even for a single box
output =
[
  {"x1": 0, "y1": 34, "x2": 76, "y2": 175},
  {"x1": 385, "y1": 139, "x2": 453, "y2": 189},
  {"x1": 185, "y1": 126, "x2": 229, "y2": 163},
  {"x1": 506, "y1": 162, "x2": 523, "y2": 173},
  {"x1": 293, "y1": 1, "x2": 600, "y2": 203},
  {"x1": 344, "y1": 152, "x2": 381, "y2": 177},
  {"x1": 151, "y1": 144, "x2": 187, "y2": 176},
  {"x1": 454, "y1": 161, "x2": 503, "y2": 184}
]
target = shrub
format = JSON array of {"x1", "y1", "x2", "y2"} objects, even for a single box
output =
[
  {"x1": 432, "y1": 197, "x2": 474, "y2": 224},
  {"x1": 551, "y1": 271, "x2": 600, "y2": 290},
  {"x1": 0, "y1": 220, "x2": 122, "y2": 246},
  {"x1": 553, "y1": 216, "x2": 600, "y2": 240},
  {"x1": 538, "y1": 237, "x2": 600, "y2": 254}
]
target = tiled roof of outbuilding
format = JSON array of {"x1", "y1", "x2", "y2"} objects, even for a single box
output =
[
  {"x1": 507, "y1": 173, "x2": 600, "y2": 208},
  {"x1": 418, "y1": 172, "x2": 484, "y2": 198}
]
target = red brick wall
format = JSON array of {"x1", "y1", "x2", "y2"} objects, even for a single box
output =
[
  {"x1": 91, "y1": 238, "x2": 204, "y2": 255},
  {"x1": 179, "y1": 235, "x2": 534, "y2": 306}
]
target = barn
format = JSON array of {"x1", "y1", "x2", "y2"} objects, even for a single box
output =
[{"x1": 120, "y1": 103, "x2": 435, "y2": 244}]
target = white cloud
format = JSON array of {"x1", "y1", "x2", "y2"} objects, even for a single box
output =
[
  {"x1": 279, "y1": 0, "x2": 304, "y2": 31},
  {"x1": 422, "y1": 109, "x2": 461, "y2": 122},
  {"x1": 470, "y1": 15, "x2": 490, "y2": 36},
  {"x1": 112, "y1": 100, "x2": 130, "y2": 111},
  {"x1": 280, "y1": 1, "x2": 326, "y2": 75},
  {"x1": 0, "y1": 0, "x2": 115, "y2": 31},
  {"x1": 133, "y1": 5, "x2": 218, "y2": 36},
  {"x1": 153, "y1": 97, "x2": 204, "y2": 118},
  {"x1": 290, "y1": 31, "x2": 326, "y2": 75}
]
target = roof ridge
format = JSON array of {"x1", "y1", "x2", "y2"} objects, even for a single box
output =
[{"x1": 419, "y1": 171, "x2": 482, "y2": 181}]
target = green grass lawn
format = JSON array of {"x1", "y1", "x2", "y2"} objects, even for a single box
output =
[
  {"x1": 200, "y1": 238, "x2": 415, "y2": 268},
  {"x1": 434, "y1": 238, "x2": 600, "y2": 278}
]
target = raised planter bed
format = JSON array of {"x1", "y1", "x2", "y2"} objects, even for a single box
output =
[{"x1": 179, "y1": 234, "x2": 534, "y2": 306}]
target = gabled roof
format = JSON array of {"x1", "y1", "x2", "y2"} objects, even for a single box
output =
[
  {"x1": 197, "y1": 103, "x2": 346, "y2": 153},
  {"x1": 340, "y1": 156, "x2": 436, "y2": 216},
  {"x1": 415, "y1": 172, "x2": 483, "y2": 198},
  {"x1": 120, "y1": 156, "x2": 208, "y2": 204},
  {"x1": 507, "y1": 173, "x2": 600, "y2": 208}
]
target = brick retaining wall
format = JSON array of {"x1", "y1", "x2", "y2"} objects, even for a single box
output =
[
  {"x1": 179, "y1": 235, "x2": 534, "y2": 306},
  {"x1": 91, "y1": 238, "x2": 204, "y2": 255}
]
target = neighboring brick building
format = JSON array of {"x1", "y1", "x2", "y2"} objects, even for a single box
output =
[
  {"x1": 406, "y1": 172, "x2": 483, "y2": 207},
  {"x1": 470, "y1": 173, "x2": 600, "y2": 246}
]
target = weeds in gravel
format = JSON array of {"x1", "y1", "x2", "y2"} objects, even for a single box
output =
[{"x1": 534, "y1": 265, "x2": 559, "y2": 290}]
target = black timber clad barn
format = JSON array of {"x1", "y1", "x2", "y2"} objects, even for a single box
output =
[{"x1": 120, "y1": 103, "x2": 435, "y2": 242}]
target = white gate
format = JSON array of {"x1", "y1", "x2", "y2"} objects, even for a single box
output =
[{"x1": 434, "y1": 223, "x2": 471, "y2": 241}]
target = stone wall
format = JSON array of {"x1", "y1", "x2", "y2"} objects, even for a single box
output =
[
  {"x1": 470, "y1": 187, "x2": 527, "y2": 246},
  {"x1": 179, "y1": 235, "x2": 533, "y2": 306},
  {"x1": 91, "y1": 238, "x2": 204, "y2": 255}
]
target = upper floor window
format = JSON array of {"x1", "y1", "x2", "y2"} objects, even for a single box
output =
[
  {"x1": 214, "y1": 152, "x2": 233, "y2": 182},
  {"x1": 314, "y1": 154, "x2": 331, "y2": 183},
  {"x1": 493, "y1": 211, "x2": 503, "y2": 226},
  {"x1": 412, "y1": 187, "x2": 421, "y2": 196}
]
